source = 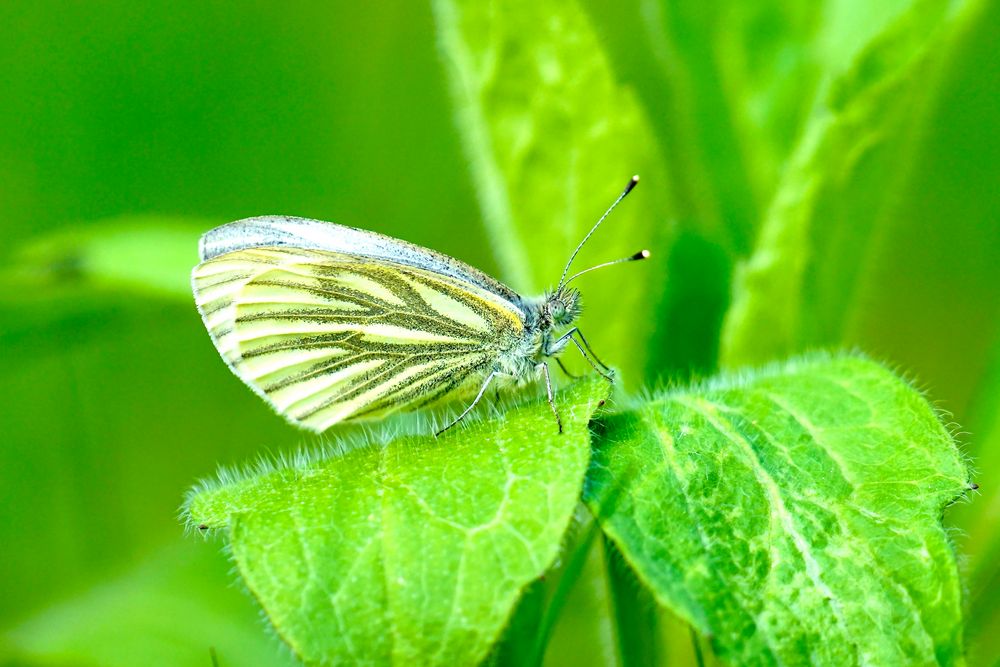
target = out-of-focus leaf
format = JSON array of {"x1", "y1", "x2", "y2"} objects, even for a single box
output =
[
  {"x1": 603, "y1": 538, "x2": 661, "y2": 667},
  {"x1": 721, "y1": 0, "x2": 1000, "y2": 422},
  {"x1": 1, "y1": 217, "x2": 207, "y2": 300},
  {"x1": 432, "y1": 0, "x2": 676, "y2": 386},
  {"x1": 540, "y1": 529, "x2": 618, "y2": 667},
  {"x1": 185, "y1": 378, "x2": 608, "y2": 666},
  {"x1": 950, "y1": 334, "x2": 1000, "y2": 665},
  {"x1": 0, "y1": 298, "x2": 301, "y2": 626},
  {"x1": 586, "y1": 355, "x2": 970, "y2": 664},
  {"x1": 611, "y1": 0, "x2": 912, "y2": 254},
  {"x1": 488, "y1": 511, "x2": 614, "y2": 667},
  {"x1": 649, "y1": 232, "x2": 732, "y2": 379},
  {"x1": 1, "y1": 541, "x2": 295, "y2": 667}
]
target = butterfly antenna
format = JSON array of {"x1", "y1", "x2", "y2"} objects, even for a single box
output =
[
  {"x1": 556, "y1": 175, "x2": 640, "y2": 291},
  {"x1": 562, "y1": 249, "x2": 650, "y2": 287}
]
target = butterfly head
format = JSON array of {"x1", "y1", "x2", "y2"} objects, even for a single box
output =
[
  {"x1": 546, "y1": 288, "x2": 582, "y2": 327},
  {"x1": 530, "y1": 175, "x2": 649, "y2": 347}
]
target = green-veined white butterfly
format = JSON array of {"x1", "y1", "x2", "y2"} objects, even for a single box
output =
[{"x1": 192, "y1": 175, "x2": 647, "y2": 435}]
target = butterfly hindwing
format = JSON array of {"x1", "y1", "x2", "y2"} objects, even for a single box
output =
[{"x1": 192, "y1": 247, "x2": 525, "y2": 432}]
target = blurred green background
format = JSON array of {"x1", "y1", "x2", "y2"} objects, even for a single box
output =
[{"x1": 0, "y1": 1, "x2": 997, "y2": 665}]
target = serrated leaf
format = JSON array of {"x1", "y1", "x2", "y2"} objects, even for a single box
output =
[
  {"x1": 585, "y1": 355, "x2": 970, "y2": 664},
  {"x1": 432, "y1": 0, "x2": 675, "y2": 386},
  {"x1": 720, "y1": 0, "x2": 1000, "y2": 420},
  {"x1": 185, "y1": 378, "x2": 609, "y2": 666}
]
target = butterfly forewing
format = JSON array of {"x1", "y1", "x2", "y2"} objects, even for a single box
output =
[{"x1": 192, "y1": 247, "x2": 525, "y2": 431}]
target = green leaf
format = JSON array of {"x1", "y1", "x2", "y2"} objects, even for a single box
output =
[
  {"x1": 1, "y1": 541, "x2": 295, "y2": 667},
  {"x1": 636, "y1": 0, "x2": 916, "y2": 255},
  {"x1": 185, "y1": 378, "x2": 609, "y2": 666},
  {"x1": 539, "y1": 525, "x2": 618, "y2": 667},
  {"x1": 1, "y1": 216, "x2": 207, "y2": 301},
  {"x1": 0, "y1": 297, "x2": 302, "y2": 629},
  {"x1": 432, "y1": 0, "x2": 676, "y2": 386},
  {"x1": 949, "y1": 335, "x2": 1000, "y2": 665},
  {"x1": 720, "y1": 0, "x2": 1000, "y2": 422},
  {"x1": 585, "y1": 355, "x2": 970, "y2": 664},
  {"x1": 603, "y1": 537, "x2": 662, "y2": 667}
]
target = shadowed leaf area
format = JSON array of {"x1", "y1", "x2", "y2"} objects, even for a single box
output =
[
  {"x1": 186, "y1": 377, "x2": 609, "y2": 666},
  {"x1": 585, "y1": 355, "x2": 970, "y2": 665}
]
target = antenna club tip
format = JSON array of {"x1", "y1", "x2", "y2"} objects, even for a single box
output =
[
  {"x1": 622, "y1": 174, "x2": 640, "y2": 196},
  {"x1": 631, "y1": 249, "x2": 651, "y2": 261}
]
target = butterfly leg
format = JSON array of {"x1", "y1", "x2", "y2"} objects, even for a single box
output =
[
  {"x1": 537, "y1": 362, "x2": 563, "y2": 434},
  {"x1": 436, "y1": 370, "x2": 499, "y2": 437},
  {"x1": 570, "y1": 328, "x2": 611, "y2": 372},
  {"x1": 553, "y1": 328, "x2": 614, "y2": 382},
  {"x1": 555, "y1": 357, "x2": 580, "y2": 379}
]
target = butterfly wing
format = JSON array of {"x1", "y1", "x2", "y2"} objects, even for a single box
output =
[
  {"x1": 192, "y1": 246, "x2": 526, "y2": 432},
  {"x1": 199, "y1": 216, "x2": 525, "y2": 307}
]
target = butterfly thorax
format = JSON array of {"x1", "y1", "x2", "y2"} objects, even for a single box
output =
[{"x1": 498, "y1": 288, "x2": 582, "y2": 379}]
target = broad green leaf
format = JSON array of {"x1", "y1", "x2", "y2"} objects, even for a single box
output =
[
  {"x1": 185, "y1": 378, "x2": 609, "y2": 666},
  {"x1": 432, "y1": 0, "x2": 675, "y2": 386},
  {"x1": 585, "y1": 355, "x2": 970, "y2": 664},
  {"x1": 721, "y1": 0, "x2": 1000, "y2": 421},
  {"x1": 1, "y1": 541, "x2": 295, "y2": 667}
]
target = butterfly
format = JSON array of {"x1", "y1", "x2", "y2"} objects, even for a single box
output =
[{"x1": 191, "y1": 175, "x2": 648, "y2": 436}]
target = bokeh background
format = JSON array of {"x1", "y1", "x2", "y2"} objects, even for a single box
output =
[{"x1": 0, "y1": 1, "x2": 997, "y2": 665}]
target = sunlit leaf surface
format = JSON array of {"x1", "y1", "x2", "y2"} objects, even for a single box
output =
[
  {"x1": 186, "y1": 378, "x2": 609, "y2": 666},
  {"x1": 586, "y1": 355, "x2": 969, "y2": 664}
]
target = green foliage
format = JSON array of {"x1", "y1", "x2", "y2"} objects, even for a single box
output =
[
  {"x1": 721, "y1": 0, "x2": 1000, "y2": 420},
  {"x1": 433, "y1": 0, "x2": 675, "y2": 386},
  {"x1": 950, "y1": 339, "x2": 1000, "y2": 665},
  {"x1": 2, "y1": 217, "x2": 204, "y2": 300},
  {"x1": 586, "y1": 355, "x2": 969, "y2": 664},
  {"x1": 3, "y1": 543, "x2": 297, "y2": 666},
  {"x1": 185, "y1": 379, "x2": 609, "y2": 666},
  {"x1": 0, "y1": 0, "x2": 996, "y2": 665}
]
